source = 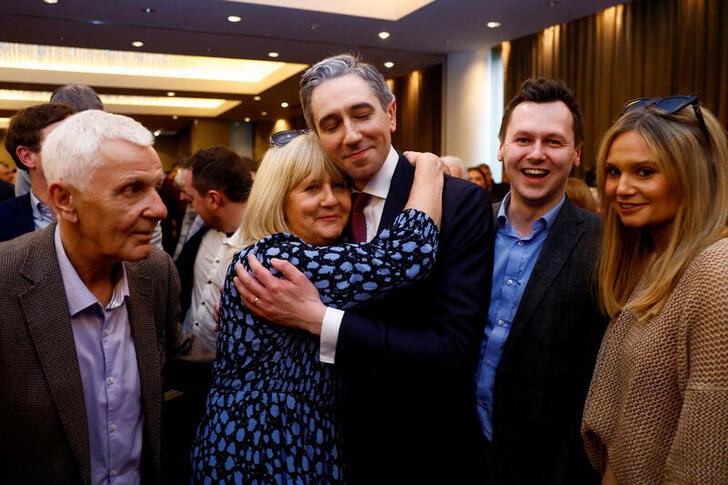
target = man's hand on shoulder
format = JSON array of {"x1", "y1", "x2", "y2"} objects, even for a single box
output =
[{"x1": 233, "y1": 255, "x2": 326, "y2": 336}]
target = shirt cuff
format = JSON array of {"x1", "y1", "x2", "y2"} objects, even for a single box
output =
[{"x1": 320, "y1": 306, "x2": 344, "y2": 364}]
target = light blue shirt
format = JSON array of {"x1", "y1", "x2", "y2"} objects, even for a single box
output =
[
  {"x1": 476, "y1": 193, "x2": 565, "y2": 441},
  {"x1": 54, "y1": 226, "x2": 143, "y2": 484},
  {"x1": 30, "y1": 190, "x2": 54, "y2": 230}
]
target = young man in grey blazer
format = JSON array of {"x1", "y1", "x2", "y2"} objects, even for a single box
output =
[{"x1": 477, "y1": 78, "x2": 607, "y2": 484}]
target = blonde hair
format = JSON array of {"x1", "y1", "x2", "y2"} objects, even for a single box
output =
[
  {"x1": 240, "y1": 132, "x2": 348, "y2": 246},
  {"x1": 565, "y1": 177, "x2": 597, "y2": 212},
  {"x1": 596, "y1": 103, "x2": 728, "y2": 321}
]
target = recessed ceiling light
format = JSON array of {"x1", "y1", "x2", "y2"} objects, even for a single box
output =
[
  {"x1": 383, "y1": 61, "x2": 394, "y2": 68},
  {"x1": 244, "y1": 117, "x2": 251, "y2": 122},
  {"x1": 131, "y1": 41, "x2": 144, "y2": 48},
  {"x1": 281, "y1": 102, "x2": 289, "y2": 108},
  {"x1": 227, "y1": 15, "x2": 242, "y2": 23},
  {"x1": 486, "y1": 21, "x2": 501, "y2": 28},
  {"x1": 378, "y1": 31, "x2": 390, "y2": 40},
  {"x1": 153, "y1": 129, "x2": 162, "y2": 137},
  {"x1": 43, "y1": 0, "x2": 59, "y2": 4},
  {"x1": 141, "y1": 7, "x2": 155, "y2": 14},
  {"x1": 172, "y1": 115, "x2": 178, "y2": 120},
  {"x1": 261, "y1": 111, "x2": 268, "y2": 116},
  {"x1": 268, "y1": 52, "x2": 279, "y2": 58},
  {"x1": 253, "y1": 96, "x2": 261, "y2": 101},
  {"x1": 166, "y1": 91, "x2": 176, "y2": 97}
]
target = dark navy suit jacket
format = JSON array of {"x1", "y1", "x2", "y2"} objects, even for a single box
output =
[
  {"x1": 0, "y1": 193, "x2": 34, "y2": 243},
  {"x1": 336, "y1": 153, "x2": 495, "y2": 483}
]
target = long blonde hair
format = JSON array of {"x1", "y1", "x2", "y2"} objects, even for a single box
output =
[
  {"x1": 240, "y1": 132, "x2": 348, "y2": 246},
  {"x1": 596, "y1": 103, "x2": 728, "y2": 321}
]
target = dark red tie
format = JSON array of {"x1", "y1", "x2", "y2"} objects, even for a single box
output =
[{"x1": 350, "y1": 192, "x2": 371, "y2": 242}]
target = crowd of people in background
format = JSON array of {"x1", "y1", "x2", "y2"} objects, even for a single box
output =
[{"x1": 0, "y1": 54, "x2": 726, "y2": 485}]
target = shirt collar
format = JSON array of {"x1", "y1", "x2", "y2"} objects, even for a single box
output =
[
  {"x1": 497, "y1": 192, "x2": 566, "y2": 233},
  {"x1": 359, "y1": 145, "x2": 398, "y2": 200},
  {"x1": 30, "y1": 190, "x2": 54, "y2": 224},
  {"x1": 54, "y1": 225, "x2": 130, "y2": 316}
]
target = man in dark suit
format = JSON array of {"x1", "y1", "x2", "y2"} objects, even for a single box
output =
[
  {"x1": 477, "y1": 78, "x2": 607, "y2": 484},
  {"x1": 0, "y1": 103, "x2": 74, "y2": 242},
  {"x1": 0, "y1": 110, "x2": 180, "y2": 484},
  {"x1": 235, "y1": 54, "x2": 494, "y2": 483}
]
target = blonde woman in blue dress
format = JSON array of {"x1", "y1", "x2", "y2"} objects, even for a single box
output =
[{"x1": 191, "y1": 131, "x2": 445, "y2": 484}]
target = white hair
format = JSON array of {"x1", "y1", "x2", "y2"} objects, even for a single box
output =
[
  {"x1": 42, "y1": 110, "x2": 154, "y2": 188},
  {"x1": 441, "y1": 155, "x2": 467, "y2": 179}
]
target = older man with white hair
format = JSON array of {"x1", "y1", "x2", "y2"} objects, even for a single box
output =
[{"x1": 0, "y1": 110, "x2": 181, "y2": 484}]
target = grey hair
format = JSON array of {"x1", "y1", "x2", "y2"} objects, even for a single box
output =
[
  {"x1": 42, "y1": 110, "x2": 154, "y2": 189},
  {"x1": 50, "y1": 84, "x2": 104, "y2": 112},
  {"x1": 299, "y1": 53, "x2": 395, "y2": 132}
]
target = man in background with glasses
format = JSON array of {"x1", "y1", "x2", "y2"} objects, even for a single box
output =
[{"x1": 235, "y1": 54, "x2": 494, "y2": 482}]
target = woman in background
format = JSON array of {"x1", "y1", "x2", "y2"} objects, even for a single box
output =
[
  {"x1": 582, "y1": 96, "x2": 728, "y2": 484},
  {"x1": 191, "y1": 131, "x2": 444, "y2": 483}
]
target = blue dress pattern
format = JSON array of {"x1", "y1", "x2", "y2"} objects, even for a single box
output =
[{"x1": 190, "y1": 209, "x2": 438, "y2": 484}]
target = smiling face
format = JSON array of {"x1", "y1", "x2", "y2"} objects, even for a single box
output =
[
  {"x1": 309, "y1": 73, "x2": 396, "y2": 190},
  {"x1": 70, "y1": 139, "x2": 167, "y2": 262},
  {"x1": 498, "y1": 100, "x2": 581, "y2": 213},
  {"x1": 603, "y1": 130, "x2": 680, "y2": 248},
  {"x1": 284, "y1": 173, "x2": 351, "y2": 245}
]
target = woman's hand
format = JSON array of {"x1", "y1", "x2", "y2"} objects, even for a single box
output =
[
  {"x1": 403, "y1": 151, "x2": 451, "y2": 176},
  {"x1": 403, "y1": 151, "x2": 445, "y2": 227}
]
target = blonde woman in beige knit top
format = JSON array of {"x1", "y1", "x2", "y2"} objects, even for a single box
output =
[{"x1": 581, "y1": 97, "x2": 728, "y2": 484}]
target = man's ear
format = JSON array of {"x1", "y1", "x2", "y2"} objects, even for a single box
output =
[
  {"x1": 497, "y1": 143, "x2": 505, "y2": 162},
  {"x1": 574, "y1": 143, "x2": 583, "y2": 168},
  {"x1": 387, "y1": 99, "x2": 397, "y2": 133},
  {"x1": 48, "y1": 181, "x2": 78, "y2": 223},
  {"x1": 15, "y1": 146, "x2": 36, "y2": 170},
  {"x1": 206, "y1": 189, "x2": 222, "y2": 209}
]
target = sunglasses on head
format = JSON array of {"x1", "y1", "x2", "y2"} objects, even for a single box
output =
[
  {"x1": 269, "y1": 129, "x2": 308, "y2": 148},
  {"x1": 620, "y1": 95, "x2": 709, "y2": 139}
]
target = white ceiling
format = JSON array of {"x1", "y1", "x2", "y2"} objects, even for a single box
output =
[{"x1": 0, "y1": 0, "x2": 627, "y2": 130}]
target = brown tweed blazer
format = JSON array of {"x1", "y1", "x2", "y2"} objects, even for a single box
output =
[{"x1": 0, "y1": 225, "x2": 180, "y2": 485}]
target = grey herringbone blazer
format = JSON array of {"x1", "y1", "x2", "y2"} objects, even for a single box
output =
[{"x1": 0, "y1": 224, "x2": 180, "y2": 484}]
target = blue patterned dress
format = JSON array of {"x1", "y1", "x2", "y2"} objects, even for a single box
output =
[{"x1": 190, "y1": 209, "x2": 438, "y2": 484}]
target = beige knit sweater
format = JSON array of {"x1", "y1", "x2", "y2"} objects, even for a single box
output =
[{"x1": 581, "y1": 237, "x2": 728, "y2": 484}]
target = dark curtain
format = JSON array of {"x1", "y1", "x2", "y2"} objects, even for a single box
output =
[
  {"x1": 391, "y1": 64, "x2": 442, "y2": 155},
  {"x1": 503, "y1": 0, "x2": 728, "y2": 174}
]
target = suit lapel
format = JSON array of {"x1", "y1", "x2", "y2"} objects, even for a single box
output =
[
  {"x1": 377, "y1": 153, "x2": 413, "y2": 233},
  {"x1": 125, "y1": 262, "x2": 163, "y2": 474},
  {"x1": 19, "y1": 227, "x2": 91, "y2": 484},
  {"x1": 502, "y1": 200, "x2": 585, "y2": 354}
]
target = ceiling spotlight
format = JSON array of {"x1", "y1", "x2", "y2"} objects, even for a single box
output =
[
  {"x1": 141, "y1": 7, "x2": 155, "y2": 14},
  {"x1": 281, "y1": 102, "x2": 289, "y2": 108},
  {"x1": 131, "y1": 41, "x2": 144, "y2": 48},
  {"x1": 268, "y1": 52, "x2": 279, "y2": 58},
  {"x1": 166, "y1": 91, "x2": 176, "y2": 97},
  {"x1": 383, "y1": 61, "x2": 394, "y2": 68},
  {"x1": 253, "y1": 96, "x2": 261, "y2": 101},
  {"x1": 43, "y1": 0, "x2": 59, "y2": 3},
  {"x1": 261, "y1": 111, "x2": 268, "y2": 116},
  {"x1": 244, "y1": 117, "x2": 251, "y2": 122},
  {"x1": 153, "y1": 129, "x2": 162, "y2": 137},
  {"x1": 227, "y1": 15, "x2": 242, "y2": 22},
  {"x1": 378, "y1": 31, "x2": 390, "y2": 40},
  {"x1": 172, "y1": 115, "x2": 178, "y2": 120},
  {"x1": 486, "y1": 21, "x2": 501, "y2": 28}
]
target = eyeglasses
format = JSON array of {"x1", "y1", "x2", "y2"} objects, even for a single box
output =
[
  {"x1": 269, "y1": 129, "x2": 308, "y2": 147},
  {"x1": 620, "y1": 95, "x2": 709, "y2": 139}
]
